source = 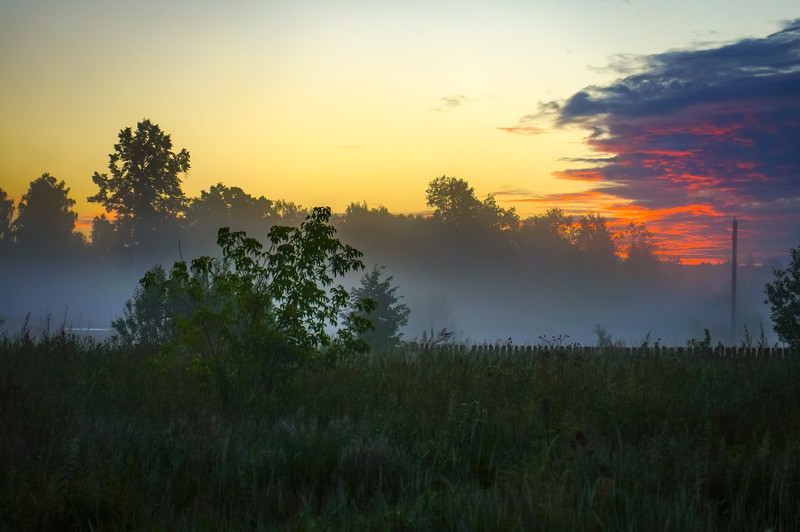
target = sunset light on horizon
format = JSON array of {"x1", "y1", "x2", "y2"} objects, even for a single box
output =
[{"x1": 1, "y1": 0, "x2": 798, "y2": 264}]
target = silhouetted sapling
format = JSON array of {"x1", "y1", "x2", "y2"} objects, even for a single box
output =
[
  {"x1": 114, "y1": 207, "x2": 374, "y2": 364},
  {"x1": 765, "y1": 245, "x2": 800, "y2": 349}
]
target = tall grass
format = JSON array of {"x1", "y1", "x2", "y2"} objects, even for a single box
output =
[{"x1": 1, "y1": 328, "x2": 799, "y2": 530}]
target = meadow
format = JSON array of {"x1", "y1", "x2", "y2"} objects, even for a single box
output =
[{"x1": 1, "y1": 325, "x2": 799, "y2": 531}]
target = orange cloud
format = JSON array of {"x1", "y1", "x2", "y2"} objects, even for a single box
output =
[
  {"x1": 504, "y1": 187, "x2": 734, "y2": 263},
  {"x1": 496, "y1": 126, "x2": 544, "y2": 135},
  {"x1": 552, "y1": 169, "x2": 605, "y2": 182}
]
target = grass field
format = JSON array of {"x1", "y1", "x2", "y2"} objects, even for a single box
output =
[{"x1": 2, "y1": 326, "x2": 799, "y2": 530}]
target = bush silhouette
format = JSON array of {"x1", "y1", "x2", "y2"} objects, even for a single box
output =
[
  {"x1": 116, "y1": 207, "x2": 373, "y2": 368},
  {"x1": 765, "y1": 245, "x2": 800, "y2": 349}
]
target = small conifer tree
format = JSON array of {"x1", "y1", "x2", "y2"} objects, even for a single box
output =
[{"x1": 346, "y1": 265, "x2": 410, "y2": 350}]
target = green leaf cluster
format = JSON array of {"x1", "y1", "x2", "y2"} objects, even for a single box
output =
[
  {"x1": 765, "y1": 245, "x2": 800, "y2": 349},
  {"x1": 113, "y1": 207, "x2": 373, "y2": 364}
]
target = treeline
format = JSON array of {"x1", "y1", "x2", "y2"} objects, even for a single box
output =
[
  {"x1": 0, "y1": 121, "x2": 308, "y2": 266},
  {"x1": 0, "y1": 119, "x2": 658, "y2": 269},
  {"x1": 0, "y1": 119, "x2": 772, "y2": 343}
]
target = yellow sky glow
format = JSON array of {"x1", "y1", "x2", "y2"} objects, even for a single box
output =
[{"x1": 1, "y1": 1, "x2": 796, "y2": 247}]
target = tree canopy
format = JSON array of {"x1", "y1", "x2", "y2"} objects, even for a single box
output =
[
  {"x1": 12, "y1": 173, "x2": 79, "y2": 253},
  {"x1": 185, "y1": 183, "x2": 276, "y2": 252},
  {"x1": 518, "y1": 208, "x2": 576, "y2": 261},
  {"x1": 622, "y1": 222, "x2": 658, "y2": 264},
  {"x1": 0, "y1": 188, "x2": 13, "y2": 246},
  {"x1": 573, "y1": 214, "x2": 618, "y2": 265},
  {"x1": 116, "y1": 207, "x2": 371, "y2": 357},
  {"x1": 426, "y1": 175, "x2": 518, "y2": 232},
  {"x1": 765, "y1": 245, "x2": 800, "y2": 349},
  {"x1": 89, "y1": 119, "x2": 190, "y2": 250}
]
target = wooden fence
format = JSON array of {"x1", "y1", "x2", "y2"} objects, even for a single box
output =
[{"x1": 404, "y1": 343, "x2": 797, "y2": 358}]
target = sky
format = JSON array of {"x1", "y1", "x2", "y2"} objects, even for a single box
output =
[{"x1": 0, "y1": 0, "x2": 798, "y2": 263}]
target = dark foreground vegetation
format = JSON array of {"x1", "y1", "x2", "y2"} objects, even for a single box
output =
[{"x1": 2, "y1": 327, "x2": 799, "y2": 530}]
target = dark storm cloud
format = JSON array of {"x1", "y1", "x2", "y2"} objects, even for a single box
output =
[{"x1": 545, "y1": 19, "x2": 800, "y2": 261}]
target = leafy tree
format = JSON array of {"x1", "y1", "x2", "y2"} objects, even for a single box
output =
[
  {"x1": 345, "y1": 201, "x2": 388, "y2": 217},
  {"x1": 88, "y1": 119, "x2": 190, "y2": 250},
  {"x1": 518, "y1": 208, "x2": 576, "y2": 259},
  {"x1": 117, "y1": 207, "x2": 372, "y2": 358},
  {"x1": 0, "y1": 187, "x2": 13, "y2": 245},
  {"x1": 112, "y1": 265, "x2": 184, "y2": 346},
  {"x1": 426, "y1": 176, "x2": 483, "y2": 228},
  {"x1": 574, "y1": 214, "x2": 618, "y2": 264},
  {"x1": 477, "y1": 193, "x2": 519, "y2": 232},
  {"x1": 623, "y1": 222, "x2": 658, "y2": 264},
  {"x1": 341, "y1": 202, "x2": 419, "y2": 237},
  {"x1": 185, "y1": 183, "x2": 277, "y2": 252},
  {"x1": 90, "y1": 214, "x2": 116, "y2": 256},
  {"x1": 346, "y1": 265, "x2": 410, "y2": 349},
  {"x1": 188, "y1": 183, "x2": 275, "y2": 230},
  {"x1": 426, "y1": 176, "x2": 518, "y2": 232},
  {"x1": 273, "y1": 199, "x2": 309, "y2": 226},
  {"x1": 339, "y1": 202, "x2": 419, "y2": 259},
  {"x1": 765, "y1": 245, "x2": 800, "y2": 349},
  {"x1": 12, "y1": 173, "x2": 80, "y2": 253}
]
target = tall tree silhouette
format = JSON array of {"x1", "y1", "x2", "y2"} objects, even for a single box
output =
[
  {"x1": 426, "y1": 176, "x2": 484, "y2": 229},
  {"x1": 426, "y1": 176, "x2": 517, "y2": 232},
  {"x1": 574, "y1": 214, "x2": 618, "y2": 265},
  {"x1": 88, "y1": 119, "x2": 190, "y2": 251},
  {"x1": 12, "y1": 174, "x2": 79, "y2": 254},
  {"x1": 0, "y1": 188, "x2": 13, "y2": 246},
  {"x1": 622, "y1": 222, "x2": 658, "y2": 265}
]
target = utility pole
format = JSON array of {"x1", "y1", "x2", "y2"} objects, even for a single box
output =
[{"x1": 730, "y1": 217, "x2": 738, "y2": 345}]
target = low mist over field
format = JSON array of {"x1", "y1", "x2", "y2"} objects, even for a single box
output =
[{"x1": 0, "y1": 174, "x2": 784, "y2": 346}]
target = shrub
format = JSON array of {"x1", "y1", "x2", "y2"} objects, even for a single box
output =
[
  {"x1": 115, "y1": 207, "x2": 373, "y2": 364},
  {"x1": 112, "y1": 265, "x2": 183, "y2": 347},
  {"x1": 765, "y1": 245, "x2": 800, "y2": 349}
]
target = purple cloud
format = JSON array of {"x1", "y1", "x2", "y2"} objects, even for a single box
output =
[{"x1": 539, "y1": 19, "x2": 800, "y2": 262}]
